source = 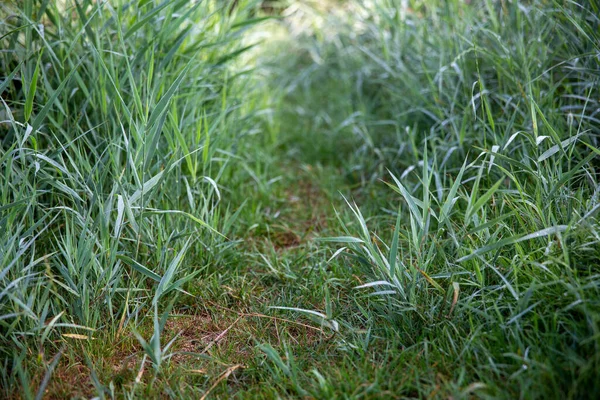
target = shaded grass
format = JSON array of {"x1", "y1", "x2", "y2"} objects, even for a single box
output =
[
  {"x1": 250, "y1": 0, "x2": 600, "y2": 398},
  {"x1": 1, "y1": 0, "x2": 600, "y2": 398}
]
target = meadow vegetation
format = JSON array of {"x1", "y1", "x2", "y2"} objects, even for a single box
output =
[{"x1": 1, "y1": 0, "x2": 599, "y2": 398}]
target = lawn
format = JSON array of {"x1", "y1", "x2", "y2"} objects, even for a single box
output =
[{"x1": 1, "y1": 0, "x2": 599, "y2": 398}]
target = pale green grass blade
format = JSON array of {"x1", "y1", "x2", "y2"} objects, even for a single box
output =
[
  {"x1": 465, "y1": 176, "x2": 504, "y2": 223},
  {"x1": 458, "y1": 225, "x2": 568, "y2": 262},
  {"x1": 24, "y1": 52, "x2": 42, "y2": 122},
  {"x1": 31, "y1": 62, "x2": 81, "y2": 132}
]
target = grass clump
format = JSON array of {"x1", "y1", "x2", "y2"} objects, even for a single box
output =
[
  {"x1": 0, "y1": 0, "x2": 260, "y2": 396},
  {"x1": 1, "y1": 0, "x2": 599, "y2": 398},
  {"x1": 262, "y1": 0, "x2": 600, "y2": 397}
]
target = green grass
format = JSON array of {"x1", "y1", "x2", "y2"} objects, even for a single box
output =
[{"x1": 1, "y1": 0, "x2": 599, "y2": 398}]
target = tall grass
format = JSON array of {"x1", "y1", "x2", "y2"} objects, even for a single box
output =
[
  {"x1": 257, "y1": 0, "x2": 600, "y2": 397},
  {"x1": 0, "y1": 0, "x2": 260, "y2": 394},
  {"x1": 1, "y1": 0, "x2": 599, "y2": 397}
]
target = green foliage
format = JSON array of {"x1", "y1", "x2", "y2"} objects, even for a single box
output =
[
  {"x1": 0, "y1": 0, "x2": 260, "y2": 395},
  {"x1": 1, "y1": 0, "x2": 599, "y2": 398},
  {"x1": 281, "y1": 0, "x2": 600, "y2": 397}
]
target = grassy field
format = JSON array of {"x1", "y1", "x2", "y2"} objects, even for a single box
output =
[{"x1": 1, "y1": 0, "x2": 599, "y2": 398}]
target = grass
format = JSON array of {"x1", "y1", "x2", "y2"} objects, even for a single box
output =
[{"x1": 1, "y1": 0, "x2": 599, "y2": 398}]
